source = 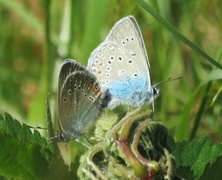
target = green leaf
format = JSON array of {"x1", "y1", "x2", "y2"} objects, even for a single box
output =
[
  {"x1": 173, "y1": 136, "x2": 222, "y2": 179},
  {"x1": 0, "y1": 112, "x2": 76, "y2": 179},
  {"x1": 0, "y1": 113, "x2": 50, "y2": 179}
]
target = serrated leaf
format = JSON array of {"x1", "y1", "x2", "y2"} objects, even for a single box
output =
[
  {"x1": 30, "y1": 129, "x2": 48, "y2": 147},
  {"x1": 0, "y1": 112, "x2": 77, "y2": 179},
  {"x1": 4, "y1": 113, "x2": 21, "y2": 138},
  {"x1": 0, "y1": 112, "x2": 49, "y2": 148},
  {"x1": 21, "y1": 124, "x2": 33, "y2": 142},
  {"x1": 3, "y1": 113, "x2": 18, "y2": 137},
  {"x1": 209, "y1": 143, "x2": 222, "y2": 163},
  {"x1": 173, "y1": 136, "x2": 222, "y2": 179}
]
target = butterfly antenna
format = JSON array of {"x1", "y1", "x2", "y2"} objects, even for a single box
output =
[
  {"x1": 150, "y1": 77, "x2": 181, "y2": 113},
  {"x1": 154, "y1": 77, "x2": 182, "y2": 87}
]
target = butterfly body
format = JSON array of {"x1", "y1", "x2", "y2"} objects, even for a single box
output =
[{"x1": 105, "y1": 75, "x2": 151, "y2": 107}]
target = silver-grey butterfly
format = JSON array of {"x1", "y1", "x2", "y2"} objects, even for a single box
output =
[
  {"x1": 55, "y1": 59, "x2": 110, "y2": 141},
  {"x1": 87, "y1": 16, "x2": 159, "y2": 109}
]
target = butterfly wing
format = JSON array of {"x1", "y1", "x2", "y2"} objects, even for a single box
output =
[
  {"x1": 58, "y1": 59, "x2": 85, "y2": 90},
  {"x1": 87, "y1": 16, "x2": 152, "y2": 108},
  {"x1": 105, "y1": 16, "x2": 150, "y2": 69},
  {"x1": 58, "y1": 59, "x2": 105, "y2": 140}
]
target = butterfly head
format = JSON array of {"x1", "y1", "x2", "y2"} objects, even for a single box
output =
[{"x1": 152, "y1": 86, "x2": 160, "y2": 99}]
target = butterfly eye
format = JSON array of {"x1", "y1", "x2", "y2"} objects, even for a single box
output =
[{"x1": 152, "y1": 87, "x2": 159, "y2": 96}]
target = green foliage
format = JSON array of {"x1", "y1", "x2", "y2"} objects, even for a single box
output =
[
  {"x1": 0, "y1": 113, "x2": 48, "y2": 148},
  {"x1": 173, "y1": 136, "x2": 222, "y2": 179},
  {"x1": 0, "y1": 113, "x2": 77, "y2": 179}
]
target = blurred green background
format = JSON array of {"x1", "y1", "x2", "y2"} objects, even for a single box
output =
[{"x1": 0, "y1": 0, "x2": 221, "y2": 142}]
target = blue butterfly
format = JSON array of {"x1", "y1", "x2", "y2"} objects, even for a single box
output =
[{"x1": 87, "y1": 16, "x2": 159, "y2": 109}]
